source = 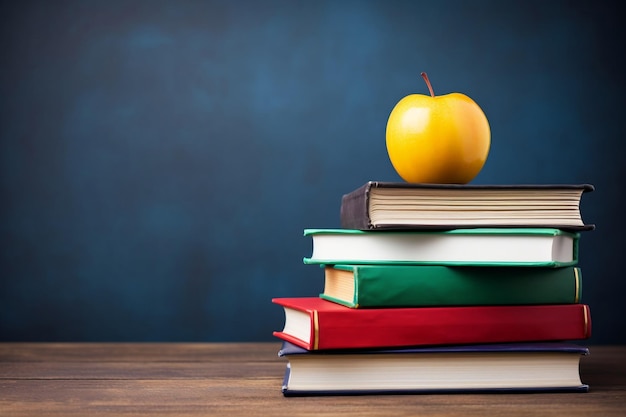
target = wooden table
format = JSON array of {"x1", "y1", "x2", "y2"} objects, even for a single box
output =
[{"x1": 1, "y1": 343, "x2": 625, "y2": 416}]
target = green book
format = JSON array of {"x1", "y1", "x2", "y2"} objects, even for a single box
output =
[{"x1": 320, "y1": 264, "x2": 583, "y2": 308}]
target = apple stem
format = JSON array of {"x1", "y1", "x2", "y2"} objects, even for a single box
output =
[{"x1": 421, "y1": 72, "x2": 435, "y2": 97}]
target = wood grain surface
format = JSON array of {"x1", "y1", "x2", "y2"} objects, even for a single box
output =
[{"x1": 1, "y1": 343, "x2": 625, "y2": 416}]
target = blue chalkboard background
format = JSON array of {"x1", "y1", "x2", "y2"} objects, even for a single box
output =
[{"x1": 1, "y1": 0, "x2": 624, "y2": 342}]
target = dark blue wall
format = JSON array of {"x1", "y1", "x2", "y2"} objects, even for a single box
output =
[{"x1": 1, "y1": 0, "x2": 624, "y2": 342}]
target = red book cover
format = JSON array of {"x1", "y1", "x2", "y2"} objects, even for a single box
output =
[{"x1": 272, "y1": 297, "x2": 591, "y2": 350}]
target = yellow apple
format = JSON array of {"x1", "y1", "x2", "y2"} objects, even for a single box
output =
[{"x1": 385, "y1": 73, "x2": 491, "y2": 184}]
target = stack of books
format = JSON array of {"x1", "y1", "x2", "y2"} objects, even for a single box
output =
[{"x1": 272, "y1": 181, "x2": 595, "y2": 396}]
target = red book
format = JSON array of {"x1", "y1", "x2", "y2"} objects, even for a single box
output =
[{"x1": 272, "y1": 297, "x2": 591, "y2": 350}]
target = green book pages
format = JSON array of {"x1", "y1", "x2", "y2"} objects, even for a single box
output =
[
  {"x1": 303, "y1": 228, "x2": 580, "y2": 267},
  {"x1": 320, "y1": 264, "x2": 582, "y2": 308}
]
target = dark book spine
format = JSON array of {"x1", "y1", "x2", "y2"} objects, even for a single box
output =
[{"x1": 340, "y1": 182, "x2": 372, "y2": 230}]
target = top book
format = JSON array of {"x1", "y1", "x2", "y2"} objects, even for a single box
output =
[{"x1": 340, "y1": 182, "x2": 594, "y2": 231}]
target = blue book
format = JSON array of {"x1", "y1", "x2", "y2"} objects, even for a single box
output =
[{"x1": 278, "y1": 341, "x2": 589, "y2": 396}]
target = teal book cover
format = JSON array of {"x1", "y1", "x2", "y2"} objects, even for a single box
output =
[{"x1": 320, "y1": 264, "x2": 582, "y2": 308}]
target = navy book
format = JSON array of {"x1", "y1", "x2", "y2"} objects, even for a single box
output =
[
  {"x1": 340, "y1": 181, "x2": 595, "y2": 231},
  {"x1": 278, "y1": 341, "x2": 590, "y2": 396}
]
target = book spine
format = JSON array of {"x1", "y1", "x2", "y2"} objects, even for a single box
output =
[
  {"x1": 339, "y1": 183, "x2": 372, "y2": 230},
  {"x1": 329, "y1": 265, "x2": 583, "y2": 308}
]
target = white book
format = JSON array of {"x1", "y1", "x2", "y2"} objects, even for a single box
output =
[{"x1": 303, "y1": 228, "x2": 579, "y2": 267}]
